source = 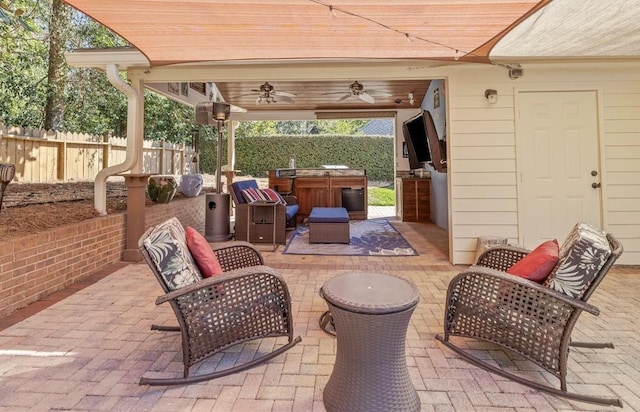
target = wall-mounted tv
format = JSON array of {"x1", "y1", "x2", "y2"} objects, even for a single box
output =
[
  {"x1": 402, "y1": 111, "x2": 431, "y2": 170},
  {"x1": 402, "y1": 110, "x2": 447, "y2": 173}
]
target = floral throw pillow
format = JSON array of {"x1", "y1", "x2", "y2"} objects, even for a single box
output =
[
  {"x1": 543, "y1": 222, "x2": 611, "y2": 299},
  {"x1": 143, "y1": 218, "x2": 202, "y2": 291}
]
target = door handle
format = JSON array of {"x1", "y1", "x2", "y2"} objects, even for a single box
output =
[{"x1": 591, "y1": 182, "x2": 601, "y2": 189}]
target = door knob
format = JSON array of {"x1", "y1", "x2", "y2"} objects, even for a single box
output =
[{"x1": 592, "y1": 182, "x2": 601, "y2": 189}]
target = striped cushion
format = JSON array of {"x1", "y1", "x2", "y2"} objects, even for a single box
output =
[
  {"x1": 261, "y1": 188, "x2": 286, "y2": 204},
  {"x1": 241, "y1": 187, "x2": 265, "y2": 203}
]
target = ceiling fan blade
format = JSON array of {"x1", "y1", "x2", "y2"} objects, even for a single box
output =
[
  {"x1": 274, "y1": 90, "x2": 296, "y2": 97},
  {"x1": 337, "y1": 93, "x2": 352, "y2": 102},
  {"x1": 358, "y1": 92, "x2": 376, "y2": 104},
  {"x1": 274, "y1": 95, "x2": 295, "y2": 103},
  {"x1": 367, "y1": 89, "x2": 392, "y2": 97},
  {"x1": 231, "y1": 92, "x2": 259, "y2": 98}
]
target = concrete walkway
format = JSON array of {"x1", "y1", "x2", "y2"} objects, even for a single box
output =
[{"x1": 1, "y1": 220, "x2": 639, "y2": 411}]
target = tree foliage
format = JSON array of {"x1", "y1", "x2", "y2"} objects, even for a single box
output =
[
  {"x1": 235, "y1": 119, "x2": 368, "y2": 137},
  {"x1": 0, "y1": 0, "x2": 195, "y2": 140},
  {"x1": 0, "y1": 0, "x2": 48, "y2": 127}
]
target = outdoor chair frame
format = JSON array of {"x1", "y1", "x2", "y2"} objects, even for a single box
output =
[
  {"x1": 436, "y1": 232, "x2": 623, "y2": 408},
  {"x1": 230, "y1": 179, "x2": 298, "y2": 245},
  {"x1": 139, "y1": 227, "x2": 301, "y2": 386}
]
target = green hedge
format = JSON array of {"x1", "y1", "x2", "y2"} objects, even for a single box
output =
[{"x1": 199, "y1": 135, "x2": 394, "y2": 181}]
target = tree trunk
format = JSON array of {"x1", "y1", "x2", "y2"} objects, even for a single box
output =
[{"x1": 43, "y1": 0, "x2": 68, "y2": 131}]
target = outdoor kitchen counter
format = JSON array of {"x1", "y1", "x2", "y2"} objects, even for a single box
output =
[{"x1": 268, "y1": 169, "x2": 367, "y2": 221}]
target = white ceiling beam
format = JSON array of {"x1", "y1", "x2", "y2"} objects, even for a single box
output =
[
  {"x1": 126, "y1": 60, "x2": 450, "y2": 83},
  {"x1": 65, "y1": 48, "x2": 149, "y2": 70}
]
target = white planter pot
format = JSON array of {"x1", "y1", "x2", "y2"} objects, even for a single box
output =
[{"x1": 180, "y1": 174, "x2": 203, "y2": 197}]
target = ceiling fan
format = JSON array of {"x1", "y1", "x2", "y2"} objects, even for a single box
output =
[
  {"x1": 232, "y1": 82, "x2": 296, "y2": 105},
  {"x1": 325, "y1": 81, "x2": 391, "y2": 104}
]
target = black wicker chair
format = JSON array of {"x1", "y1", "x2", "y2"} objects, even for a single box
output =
[
  {"x1": 436, "y1": 223, "x2": 623, "y2": 407},
  {"x1": 138, "y1": 218, "x2": 301, "y2": 386}
]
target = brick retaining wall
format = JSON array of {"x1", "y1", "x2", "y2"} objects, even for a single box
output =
[{"x1": 0, "y1": 195, "x2": 206, "y2": 319}]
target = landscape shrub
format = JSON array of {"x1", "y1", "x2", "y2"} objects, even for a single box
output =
[{"x1": 199, "y1": 135, "x2": 394, "y2": 181}]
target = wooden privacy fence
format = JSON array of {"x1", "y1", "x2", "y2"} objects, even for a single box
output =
[{"x1": 0, "y1": 123, "x2": 196, "y2": 183}]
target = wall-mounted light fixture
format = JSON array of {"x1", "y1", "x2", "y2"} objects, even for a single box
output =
[
  {"x1": 484, "y1": 89, "x2": 498, "y2": 104},
  {"x1": 508, "y1": 64, "x2": 523, "y2": 80}
]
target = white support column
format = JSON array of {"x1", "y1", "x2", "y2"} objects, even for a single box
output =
[{"x1": 130, "y1": 76, "x2": 145, "y2": 174}]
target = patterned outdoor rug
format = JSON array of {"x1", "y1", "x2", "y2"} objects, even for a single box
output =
[{"x1": 283, "y1": 219, "x2": 418, "y2": 256}]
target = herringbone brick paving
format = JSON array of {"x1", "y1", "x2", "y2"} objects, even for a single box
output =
[{"x1": 1, "y1": 216, "x2": 639, "y2": 411}]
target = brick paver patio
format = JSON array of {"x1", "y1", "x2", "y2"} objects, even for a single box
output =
[{"x1": 1, "y1": 218, "x2": 639, "y2": 411}]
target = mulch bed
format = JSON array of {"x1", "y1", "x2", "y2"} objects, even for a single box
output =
[{"x1": 0, "y1": 181, "x2": 208, "y2": 240}]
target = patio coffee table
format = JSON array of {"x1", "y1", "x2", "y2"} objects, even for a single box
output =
[{"x1": 320, "y1": 272, "x2": 420, "y2": 412}]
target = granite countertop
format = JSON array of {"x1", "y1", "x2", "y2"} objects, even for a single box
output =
[{"x1": 294, "y1": 168, "x2": 366, "y2": 177}]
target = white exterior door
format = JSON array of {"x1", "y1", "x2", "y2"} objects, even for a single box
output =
[{"x1": 516, "y1": 90, "x2": 602, "y2": 247}]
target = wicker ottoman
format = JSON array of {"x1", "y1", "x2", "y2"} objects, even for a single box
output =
[
  {"x1": 309, "y1": 207, "x2": 350, "y2": 244},
  {"x1": 320, "y1": 272, "x2": 420, "y2": 412}
]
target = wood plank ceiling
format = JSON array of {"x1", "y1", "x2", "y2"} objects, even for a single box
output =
[{"x1": 215, "y1": 79, "x2": 431, "y2": 112}]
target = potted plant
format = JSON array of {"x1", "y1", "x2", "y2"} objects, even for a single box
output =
[{"x1": 147, "y1": 175, "x2": 178, "y2": 203}]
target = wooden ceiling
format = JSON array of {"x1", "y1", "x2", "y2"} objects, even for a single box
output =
[{"x1": 215, "y1": 79, "x2": 431, "y2": 112}]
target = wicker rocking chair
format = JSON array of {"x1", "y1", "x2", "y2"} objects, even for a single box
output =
[
  {"x1": 138, "y1": 218, "x2": 301, "y2": 386},
  {"x1": 436, "y1": 222, "x2": 623, "y2": 407}
]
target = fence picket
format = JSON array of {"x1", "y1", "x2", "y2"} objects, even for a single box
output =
[{"x1": 0, "y1": 123, "x2": 195, "y2": 183}]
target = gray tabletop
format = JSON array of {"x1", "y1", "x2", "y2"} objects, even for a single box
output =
[{"x1": 320, "y1": 272, "x2": 419, "y2": 314}]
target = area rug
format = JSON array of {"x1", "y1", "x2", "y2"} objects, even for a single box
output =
[{"x1": 283, "y1": 219, "x2": 418, "y2": 256}]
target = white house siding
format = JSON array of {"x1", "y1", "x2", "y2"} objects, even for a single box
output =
[{"x1": 445, "y1": 62, "x2": 640, "y2": 265}]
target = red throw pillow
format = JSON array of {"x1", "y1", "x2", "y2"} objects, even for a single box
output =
[
  {"x1": 185, "y1": 226, "x2": 223, "y2": 278},
  {"x1": 507, "y1": 239, "x2": 559, "y2": 283}
]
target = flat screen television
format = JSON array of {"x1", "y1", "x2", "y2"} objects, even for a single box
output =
[
  {"x1": 402, "y1": 111, "x2": 431, "y2": 170},
  {"x1": 402, "y1": 110, "x2": 447, "y2": 173}
]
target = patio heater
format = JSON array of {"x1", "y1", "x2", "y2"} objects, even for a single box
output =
[{"x1": 196, "y1": 102, "x2": 232, "y2": 241}]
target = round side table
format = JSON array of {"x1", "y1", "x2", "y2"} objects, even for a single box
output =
[{"x1": 320, "y1": 272, "x2": 420, "y2": 412}]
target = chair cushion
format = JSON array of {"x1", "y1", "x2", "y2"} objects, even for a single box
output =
[
  {"x1": 543, "y1": 222, "x2": 612, "y2": 298},
  {"x1": 261, "y1": 188, "x2": 286, "y2": 204},
  {"x1": 143, "y1": 218, "x2": 202, "y2": 291},
  {"x1": 185, "y1": 226, "x2": 223, "y2": 278},
  {"x1": 231, "y1": 180, "x2": 259, "y2": 204},
  {"x1": 285, "y1": 204, "x2": 299, "y2": 221},
  {"x1": 241, "y1": 187, "x2": 265, "y2": 203},
  {"x1": 309, "y1": 207, "x2": 350, "y2": 223},
  {"x1": 507, "y1": 239, "x2": 559, "y2": 283}
]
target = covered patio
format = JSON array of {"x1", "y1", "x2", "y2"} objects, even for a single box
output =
[
  {"x1": 1, "y1": 1, "x2": 639, "y2": 410},
  {"x1": 59, "y1": 0, "x2": 640, "y2": 267},
  {"x1": 1, "y1": 220, "x2": 639, "y2": 410}
]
